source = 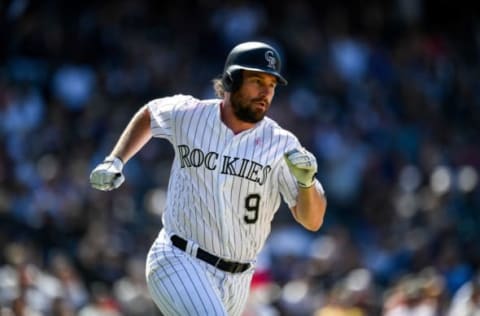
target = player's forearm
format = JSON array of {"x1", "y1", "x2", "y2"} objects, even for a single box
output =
[
  {"x1": 110, "y1": 106, "x2": 152, "y2": 163},
  {"x1": 292, "y1": 185, "x2": 327, "y2": 231}
]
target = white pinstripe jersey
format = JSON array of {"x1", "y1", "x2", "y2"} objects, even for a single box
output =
[{"x1": 147, "y1": 94, "x2": 323, "y2": 262}]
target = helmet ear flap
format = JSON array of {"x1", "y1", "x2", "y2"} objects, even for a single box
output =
[
  {"x1": 222, "y1": 70, "x2": 242, "y2": 93},
  {"x1": 222, "y1": 71, "x2": 233, "y2": 92}
]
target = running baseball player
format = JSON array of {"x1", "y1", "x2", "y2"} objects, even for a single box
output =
[{"x1": 90, "y1": 41, "x2": 327, "y2": 315}]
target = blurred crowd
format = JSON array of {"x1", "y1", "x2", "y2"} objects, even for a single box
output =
[{"x1": 1, "y1": 0, "x2": 480, "y2": 315}]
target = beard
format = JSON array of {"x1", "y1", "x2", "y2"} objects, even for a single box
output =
[{"x1": 230, "y1": 92, "x2": 269, "y2": 123}]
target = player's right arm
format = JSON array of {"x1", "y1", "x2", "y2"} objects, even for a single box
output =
[
  {"x1": 109, "y1": 105, "x2": 152, "y2": 164},
  {"x1": 90, "y1": 106, "x2": 152, "y2": 191},
  {"x1": 90, "y1": 95, "x2": 189, "y2": 191}
]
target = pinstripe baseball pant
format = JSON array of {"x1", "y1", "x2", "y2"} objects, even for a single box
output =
[{"x1": 146, "y1": 229, "x2": 255, "y2": 316}]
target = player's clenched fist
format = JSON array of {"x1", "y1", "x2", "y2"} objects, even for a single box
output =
[
  {"x1": 284, "y1": 148, "x2": 318, "y2": 188},
  {"x1": 90, "y1": 156, "x2": 125, "y2": 191}
]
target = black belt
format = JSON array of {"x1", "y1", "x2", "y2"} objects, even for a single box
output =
[{"x1": 170, "y1": 235, "x2": 250, "y2": 273}]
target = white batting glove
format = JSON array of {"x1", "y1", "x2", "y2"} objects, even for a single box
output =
[
  {"x1": 89, "y1": 156, "x2": 125, "y2": 191},
  {"x1": 284, "y1": 148, "x2": 318, "y2": 188}
]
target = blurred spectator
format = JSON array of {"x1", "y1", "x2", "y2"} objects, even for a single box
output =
[
  {"x1": 112, "y1": 257, "x2": 156, "y2": 316},
  {"x1": 77, "y1": 283, "x2": 121, "y2": 316},
  {"x1": 10, "y1": 295, "x2": 43, "y2": 316},
  {"x1": 48, "y1": 252, "x2": 89, "y2": 310},
  {"x1": 51, "y1": 297, "x2": 76, "y2": 316},
  {"x1": 383, "y1": 270, "x2": 444, "y2": 316}
]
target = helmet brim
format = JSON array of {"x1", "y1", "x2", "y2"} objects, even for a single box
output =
[{"x1": 228, "y1": 65, "x2": 288, "y2": 86}]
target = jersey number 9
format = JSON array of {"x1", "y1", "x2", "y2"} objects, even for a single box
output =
[{"x1": 244, "y1": 194, "x2": 260, "y2": 224}]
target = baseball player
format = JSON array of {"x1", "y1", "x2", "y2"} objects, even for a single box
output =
[{"x1": 90, "y1": 41, "x2": 327, "y2": 315}]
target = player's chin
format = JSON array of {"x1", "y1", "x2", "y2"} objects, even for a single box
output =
[
  {"x1": 251, "y1": 109, "x2": 266, "y2": 121},
  {"x1": 241, "y1": 111, "x2": 265, "y2": 123}
]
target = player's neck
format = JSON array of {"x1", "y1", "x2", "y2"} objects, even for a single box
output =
[{"x1": 220, "y1": 101, "x2": 255, "y2": 135}]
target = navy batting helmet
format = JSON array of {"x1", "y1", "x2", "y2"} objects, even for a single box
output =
[{"x1": 222, "y1": 41, "x2": 288, "y2": 92}]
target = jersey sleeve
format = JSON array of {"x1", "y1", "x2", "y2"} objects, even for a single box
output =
[
  {"x1": 278, "y1": 159, "x2": 300, "y2": 208},
  {"x1": 147, "y1": 94, "x2": 192, "y2": 142}
]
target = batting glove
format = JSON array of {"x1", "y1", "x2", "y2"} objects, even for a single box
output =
[
  {"x1": 90, "y1": 156, "x2": 125, "y2": 191},
  {"x1": 284, "y1": 148, "x2": 318, "y2": 188}
]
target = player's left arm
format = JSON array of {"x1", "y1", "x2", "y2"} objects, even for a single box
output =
[
  {"x1": 290, "y1": 184, "x2": 326, "y2": 231},
  {"x1": 284, "y1": 148, "x2": 327, "y2": 231}
]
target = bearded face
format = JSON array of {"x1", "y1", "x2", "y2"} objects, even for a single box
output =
[
  {"x1": 229, "y1": 71, "x2": 276, "y2": 123},
  {"x1": 230, "y1": 91, "x2": 270, "y2": 123}
]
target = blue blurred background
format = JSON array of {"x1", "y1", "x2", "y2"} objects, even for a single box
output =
[{"x1": 1, "y1": 0, "x2": 479, "y2": 315}]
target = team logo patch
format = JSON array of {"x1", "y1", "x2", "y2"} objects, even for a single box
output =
[{"x1": 265, "y1": 50, "x2": 276, "y2": 69}]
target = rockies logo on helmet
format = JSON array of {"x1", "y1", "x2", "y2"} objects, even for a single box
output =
[{"x1": 264, "y1": 50, "x2": 276, "y2": 69}]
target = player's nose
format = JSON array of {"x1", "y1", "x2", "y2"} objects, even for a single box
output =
[{"x1": 259, "y1": 84, "x2": 274, "y2": 98}]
